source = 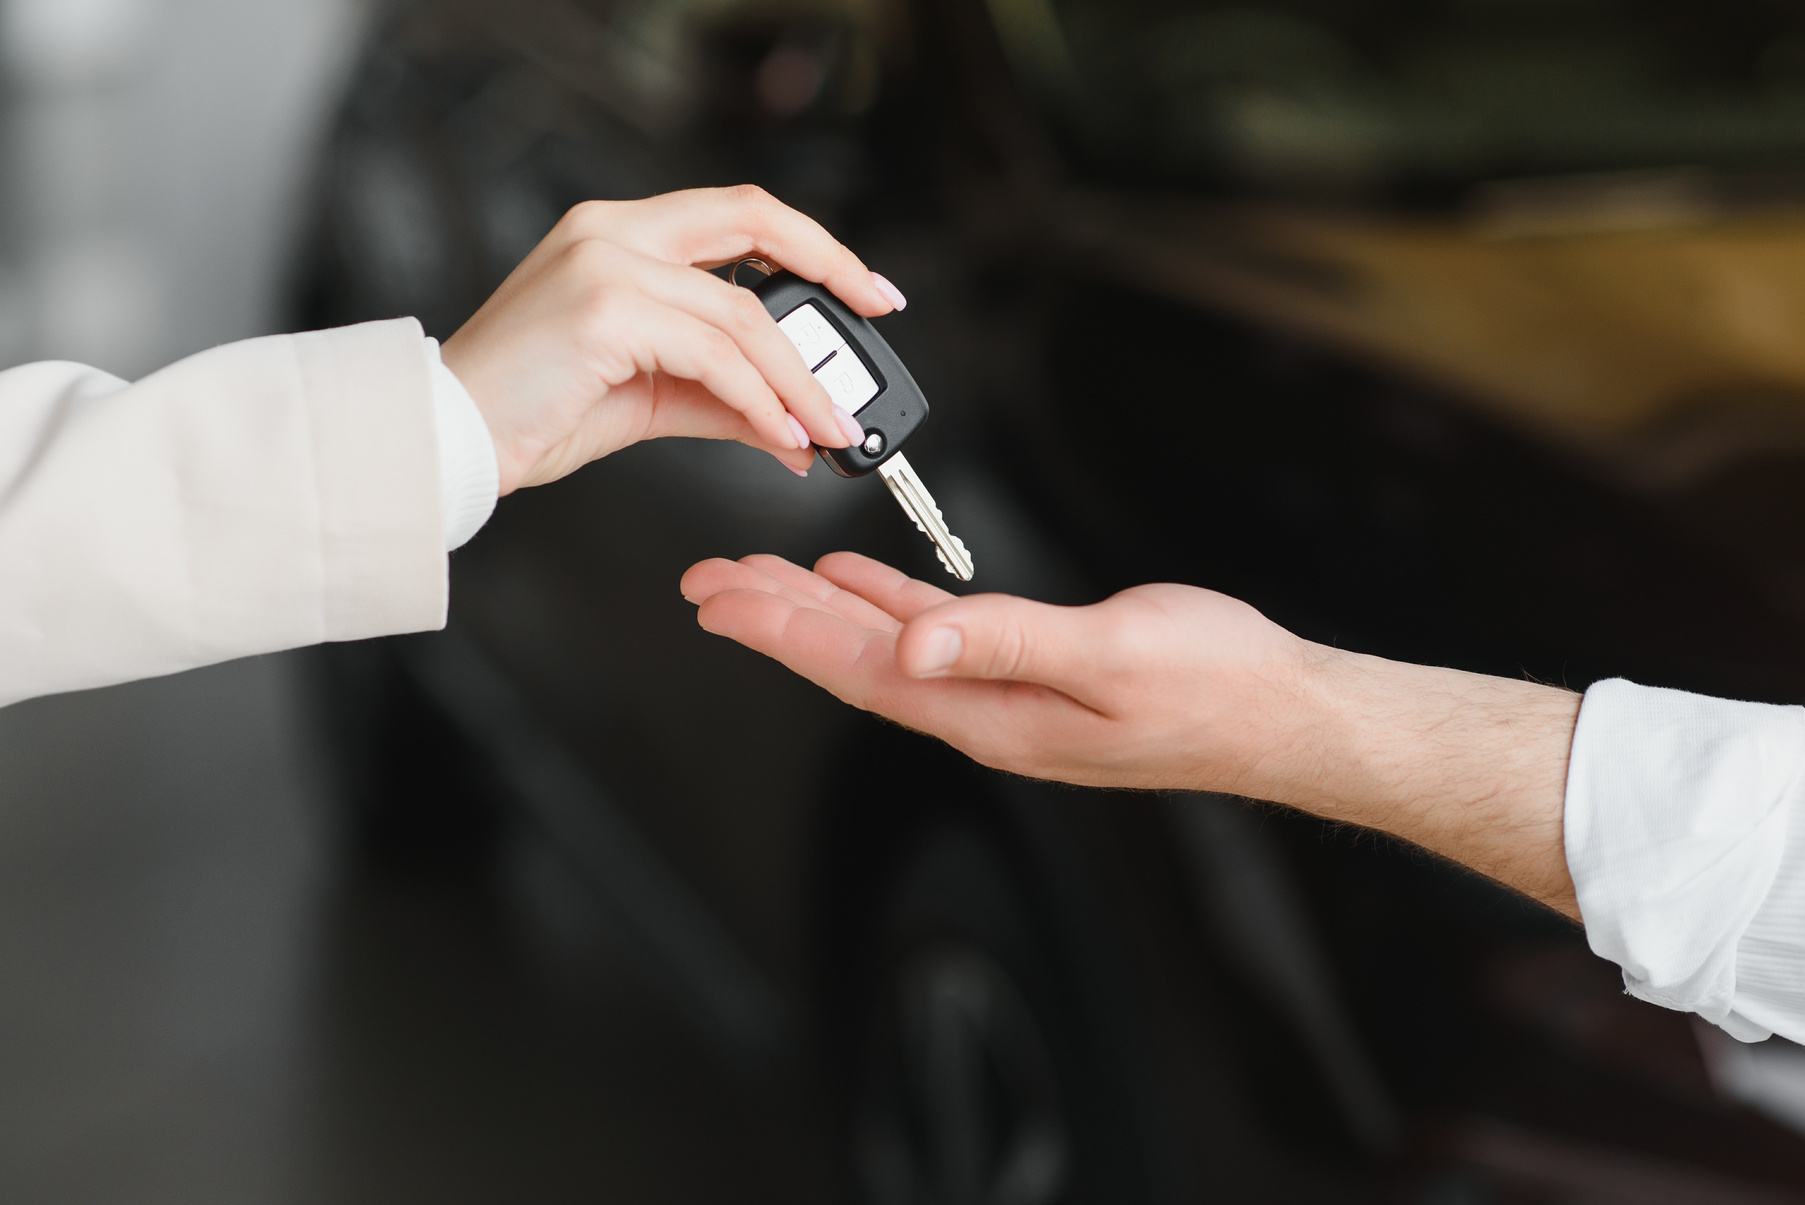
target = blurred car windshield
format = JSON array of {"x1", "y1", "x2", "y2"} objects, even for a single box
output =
[{"x1": 994, "y1": 0, "x2": 1805, "y2": 198}]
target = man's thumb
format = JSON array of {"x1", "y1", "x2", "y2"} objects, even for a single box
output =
[{"x1": 895, "y1": 594, "x2": 1091, "y2": 690}]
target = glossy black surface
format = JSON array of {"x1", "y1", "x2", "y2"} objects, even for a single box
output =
[{"x1": 750, "y1": 270, "x2": 929, "y2": 477}]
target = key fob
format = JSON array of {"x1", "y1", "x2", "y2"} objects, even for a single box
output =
[{"x1": 751, "y1": 269, "x2": 927, "y2": 478}]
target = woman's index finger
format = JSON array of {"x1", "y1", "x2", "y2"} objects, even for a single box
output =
[{"x1": 635, "y1": 187, "x2": 894, "y2": 317}]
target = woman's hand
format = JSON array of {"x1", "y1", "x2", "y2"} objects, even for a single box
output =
[
  {"x1": 680, "y1": 551, "x2": 1582, "y2": 917},
  {"x1": 441, "y1": 186, "x2": 906, "y2": 495}
]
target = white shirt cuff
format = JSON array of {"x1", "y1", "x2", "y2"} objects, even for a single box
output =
[
  {"x1": 425, "y1": 337, "x2": 498, "y2": 551},
  {"x1": 1565, "y1": 678, "x2": 1805, "y2": 1043}
]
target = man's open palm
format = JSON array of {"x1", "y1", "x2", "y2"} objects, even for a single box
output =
[{"x1": 679, "y1": 551, "x2": 1309, "y2": 792}]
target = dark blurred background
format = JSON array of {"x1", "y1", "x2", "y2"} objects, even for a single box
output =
[{"x1": 11, "y1": 1, "x2": 1805, "y2": 1203}]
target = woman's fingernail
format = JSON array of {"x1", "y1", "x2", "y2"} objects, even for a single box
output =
[
  {"x1": 871, "y1": 272, "x2": 907, "y2": 311},
  {"x1": 913, "y1": 626, "x2": 963, "y2": 676},
  {"x1": 787, "y1": 462, "x2": 809, "y2": 478},
  {"x1": 832, "y1": 405, "x2": 865, "y2": 447},
  {"x1": 786, "y1": 413, "x2": 811, "y2": 450}
]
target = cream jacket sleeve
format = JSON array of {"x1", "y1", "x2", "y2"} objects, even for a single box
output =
[{"x1": 0, "y1": 317, "x2": 475, "y2": 709}]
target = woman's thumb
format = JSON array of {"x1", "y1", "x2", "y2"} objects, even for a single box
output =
[{"x1": 896, "y1": 594, "x2": 1092, "y2": 690}]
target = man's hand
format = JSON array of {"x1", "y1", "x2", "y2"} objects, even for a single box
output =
[
  {"x1": 441, "y1": 186, "x2": 905, "y2": 495},
  {"x1": 682, "y1": 551, "x2": 1584, "y2": 918},
  {"x1": 683, "y1": 550, "x2": 1316, "y2": 788}
]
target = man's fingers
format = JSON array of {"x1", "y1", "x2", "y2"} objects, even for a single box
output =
[
  {"x1": 813, "y1": 551, "x2": 958, "y2": 622},
  {"x1": 692, "y1": 584, "x2": 1006, "y2": 730},
  {"x1": 682, "y1": 554, "x2": 905, "y2": 632},
  {"x1": 693, "y1": 586, "x2": 899, "y2": 707},
  {"x1": 688, "y1": 552, "x2": 1105, "y2": 704},
  {"x1": 895, "y1": 593, "x2": 1109, "y2": 705},
  {"x1": 682, "y1": 556, "x2": 778, "y2": 605},
  {"x1": 681, "y1": 556, "x2": 840, "y2": 616},
  {"x1": 739, "y1": 554, "x2": 906, "y2": 632},
  {"x1": 581, "y1": 187, "x2": 896, "y2": 317},
  {"x1": 690, "y1": 578, "x2": 1108, "y2": 777}
]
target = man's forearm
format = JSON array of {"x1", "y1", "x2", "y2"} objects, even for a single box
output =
[
  {"x1": 1258, "y1": 645, "x2": 1582, "y2": 918},
  {"x1": 690, "y1": 555, "x2": 1805, "y2": 1039},
  {"x1": 685, "y1": 557, "x2": 1585, "y2": 916}
]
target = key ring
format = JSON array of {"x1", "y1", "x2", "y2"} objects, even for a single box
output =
[{"x1": 728, "y1": 257, "x2": 774, "y2": 288}]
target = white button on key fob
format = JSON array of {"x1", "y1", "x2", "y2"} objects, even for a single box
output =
[
  {"x1": 750, "y1": 270, "x2": 929, "y2": 479},
  {"x1": 775, "y1": 304, "x2": 843, "y2": 372}
]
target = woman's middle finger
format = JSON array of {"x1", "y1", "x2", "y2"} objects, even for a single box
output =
[
  {"x1": 623, "y1": 251, "x2": 859, "y2": 450},
  {"x1": 606, "y1": 292, "x2": 806, "y2": 456}
]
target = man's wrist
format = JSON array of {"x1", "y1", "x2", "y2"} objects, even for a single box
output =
[
  {"x1": 1168, "y1": 635, "x2": 1357, "y2": 809},
  {"x1": 1247, "y1": 641, "x2": 1391, "y2": 816}
]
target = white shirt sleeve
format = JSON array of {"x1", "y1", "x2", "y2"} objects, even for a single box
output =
[
  {"x1": 424, "y1": 338, "x2": 498, "y2": 551},
  {"x1": 1565, "y1": 678, "x2": 1805, "y2": 1043}
]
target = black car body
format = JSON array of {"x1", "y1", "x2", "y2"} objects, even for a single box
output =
[{"x1": 300, "y1": 1, "x2": 1805, "y2": 1198}]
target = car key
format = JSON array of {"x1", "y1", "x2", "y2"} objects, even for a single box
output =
[{"x1": 739, "y1": 263, "x2": 975, "y2": 581}]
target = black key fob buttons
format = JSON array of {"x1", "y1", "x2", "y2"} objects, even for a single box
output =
[{"x1": 749, "y1": 270, "x2": 928, "y2": 479}]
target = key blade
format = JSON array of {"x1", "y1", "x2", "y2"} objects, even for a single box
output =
[{"x1": 877, "y1": 453, "x2": 975, "y2": 582}]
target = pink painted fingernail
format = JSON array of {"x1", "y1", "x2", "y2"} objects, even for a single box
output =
[
  {"x1": 871, "y1": 272, "x2": 907, "y2": 311},
  {"x1": 786, "y1": 413, "x2": 811, "y2": 450},
  {"x1": 913, "y1": 626, "x2": 963, "y2": 676},
  {"x1": 832, "y1": 405, "x2": 865, "y2": 447},
  {"x1": 787, "y1": 462, "x2": 809, "y2": 478}
]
